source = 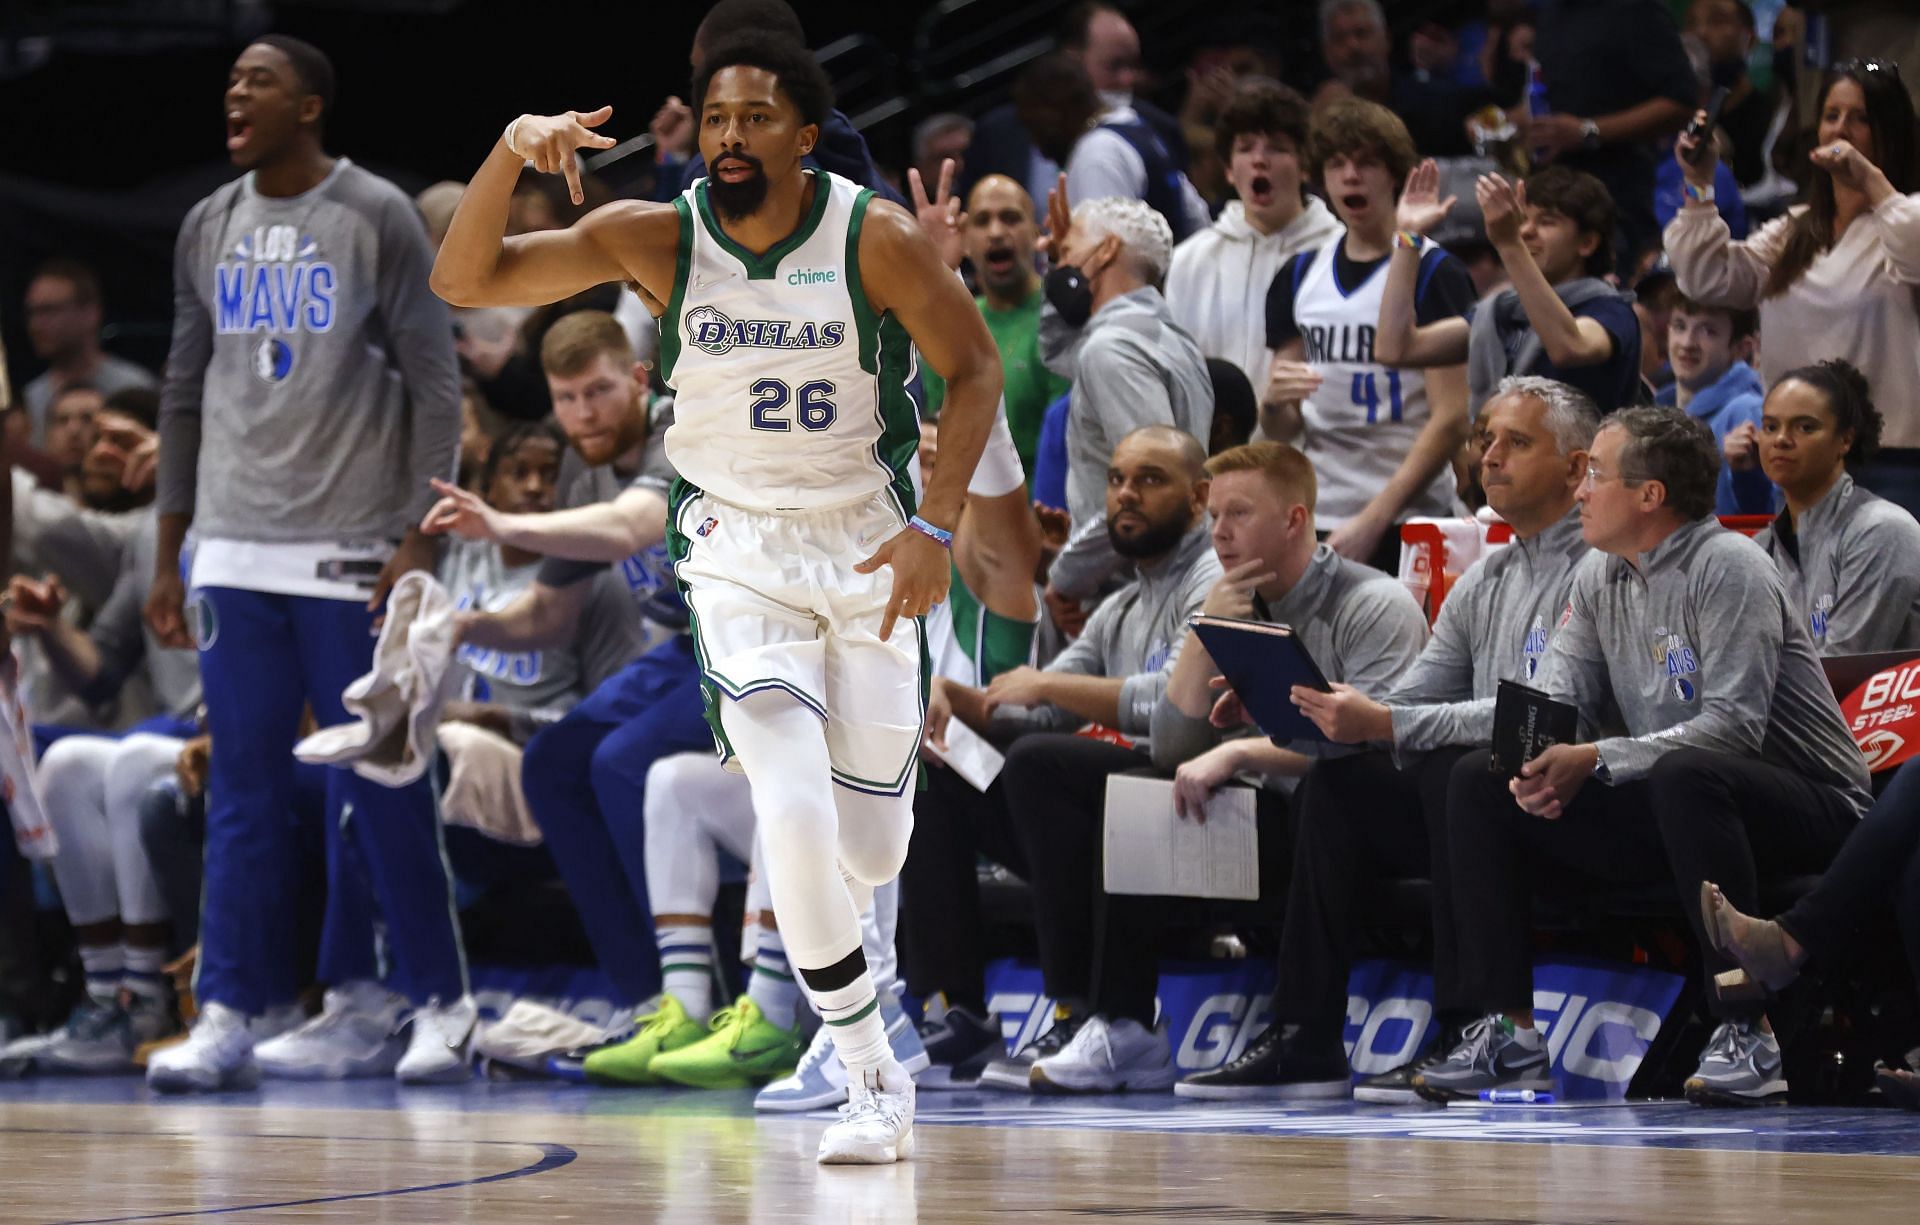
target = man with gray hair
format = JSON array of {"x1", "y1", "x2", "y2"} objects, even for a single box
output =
[
  {"x1": 1174, "y1": 375, "x2": 1601, "y2": 1103},
  {"x1": 1419, "y1": 404, "x2": 1870, "y2": 1110},
  {"x1": 1042, "y1": 194, "x2": 1214, "y2": 603}
]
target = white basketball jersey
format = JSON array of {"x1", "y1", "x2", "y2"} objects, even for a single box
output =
[
  {"x1": 1292, "y1": 241, "x2": 1456, "y2": 527},
  {"x1": 659, "y1": 170, "x2": 920, "y2": 514}
]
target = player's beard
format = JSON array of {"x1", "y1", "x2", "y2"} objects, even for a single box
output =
[
  {"x1": 1108, "y1": 507, "x2": 1194, "y2": 560},
  {"x1": 708, "y1": 153, "x2": 770, "y2": 221}
]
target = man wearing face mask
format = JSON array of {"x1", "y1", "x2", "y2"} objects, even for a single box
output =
[{"x1": 1038, "y1": 195, "x2": 1214, "y2": 605}]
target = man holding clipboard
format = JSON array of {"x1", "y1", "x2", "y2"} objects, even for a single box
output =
[
  {"x1": 1175, "y1": 377, "x2": 1599, "y2": 1103},
  {"x1": 995, "y1": 438, "x2": 1426, "y2": 1096}
]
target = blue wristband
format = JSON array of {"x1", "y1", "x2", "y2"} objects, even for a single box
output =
[{"x1": 907, "y1": 515, "x2": 954, "y2": 549}]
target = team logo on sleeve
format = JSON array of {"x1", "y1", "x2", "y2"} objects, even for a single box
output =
[{"x1": 1653, "y1": 628, "x2": 1699, "y2": 702}]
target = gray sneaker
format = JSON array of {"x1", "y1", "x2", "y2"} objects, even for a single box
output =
[
  {"x1": 1412, "y1": 1014, "x2": 1552, "y2": 1103},
  {"x1": 42, "y1": 994, "x2": 174, "y2": 1073},
  {"x1": 976, "y1": 1014, "x2": 1084, "y2": 1093},
  {"x1": 1684, "y1": 1020, "x2": 1787, "y2": 1107}
]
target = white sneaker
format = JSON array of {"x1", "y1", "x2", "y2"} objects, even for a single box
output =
[
  {"x1": 255, "y1": 981, "x2": 407, "y2": 1080},
  {"x1": 396, "y1": 995, "x2": 477, "y2": 1084},
  {"x1": 756, "y1": 992, "x2": 930, "y2": 1113},
  {"x1": 1029, "y1": 1015, "x2": 1176, "y2": 1094},
  {"x1": 148, "y1": 1001, "x2": 260, "y2": 1093},
  {"x1": 473, "y1": 1001, "x2": 632, "y2": 1076},
  {"x1": 817, "y1": 1062, "x2": 916, "y2": 1165}
]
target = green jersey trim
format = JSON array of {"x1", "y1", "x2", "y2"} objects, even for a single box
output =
[
  {"x1": 694, "y1": 170, "x2": 833, "y2": 282},
  {"x1": 659, "y1": 194, "x2": 695, "y2": 386},
  {"x1": 844, "y1": 188, "x2": 922, "y2": 521}
]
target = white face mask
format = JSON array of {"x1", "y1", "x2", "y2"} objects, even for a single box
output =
[{"x1": 1098, "y1": 89, "x2": 1133, "y2": 112}]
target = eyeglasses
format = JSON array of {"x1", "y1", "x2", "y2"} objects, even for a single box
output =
[{"x1": 1583, "y1": 464, "x2": 1643, "y2": 487}]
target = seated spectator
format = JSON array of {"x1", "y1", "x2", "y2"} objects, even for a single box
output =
[
  {"x1": 1205, "y1": 359, "x2": 1257, "y2": 456},
  {"x1": 1174, "y1": 377, "x2": 1597, "y2": 1104},
  {"x1": 415, "y1": 180, "x2": 466, "y2": 250},
  {"x1": 912, "y1": 114, "x2": 974, "y2": 203},
  {"x1": 1631, "y1": 257, "x2": 1681, "y2": 396},
  {"x1": 0, "y1": 505, "x2": 203, "y2": 1074},
  {"x1": 1165, "y1": 81, "x2": 1343, "y2": 399},
  {"x1": 428, "y1": 313, "x2": 712, "y2": 1070},
  {"x1": 961, "y1": 3, "x2": 1188, "y2": 209},
  {"x1": 914, "y1": 427, "x2": 1220, "y2": 1091},
  {"x1": 1751, "y1": 359, "x2": 1920, "y2": 654},
  {"x1": 1666, "y1": 59, "x2": 1920, "y2": 510},
  {"x1": 1418, "y1": 406, "x2": 1870, "y2": 1109},
  {"x1": 1382, "y1": 161, "x2": 1644, "y2": 415},
  {"x1": 18, "y1": 258, "x2": 155, "y2": 447},
  {"x1": 1529, "y1": 0, "x2": 1696, "y2": 271},
  {"x1": 1038, "y1": 194, "x2": 1213, "y2": 603},
  {"x1": 991, "y1": 439, "x2": 1426, "y2": 1095},
  {"x1": 1262, "y1": 101, "x2": 1476, "y2": 571},
  {"x1": 1657, "y1": 296, "x2": 1772, "y2": 515},
  {"x1": 1015, "y1": 51, "x2": 1210, "y2": 243},
  {"x1": 919, "y1": 174, "x2": 1069, "y2": 478},
  {"x1": 1702, "y1": 752, "x2": 1920, "y2": 1111}
]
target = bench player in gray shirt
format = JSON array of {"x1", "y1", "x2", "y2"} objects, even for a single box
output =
[
  {"x1": 143, "y1": 36, "x2": 469, "y2": 1093},
  {"x1": 1749, "y1": 359, "x2": 1920, "y2": 655},
  {"x1": 1419, "y1": 406, "x2": 1871, "y2": 1110},
  {"x1": 1175, "y1": 376, "x2": 1600, "y2": 1104}
]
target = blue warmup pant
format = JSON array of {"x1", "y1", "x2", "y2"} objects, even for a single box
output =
[
  {"x1": 193, "y1": 587, "x2": 466, "y2": 1015},
  {"x1": 521, "y1": 633, "x2": 711, "y2": 1007}
]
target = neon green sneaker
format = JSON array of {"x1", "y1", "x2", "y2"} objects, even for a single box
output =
[
  {"x1": 648, "y1": 996, "x2": 804, "y2": 1089},
  {"x1": 582, "y1": 996, "x2": 706, "y2": 1086}
]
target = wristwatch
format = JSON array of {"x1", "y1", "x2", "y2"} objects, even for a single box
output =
[{"x1": 1579, "y1": 119, "x2": 1602, "y2": 152}]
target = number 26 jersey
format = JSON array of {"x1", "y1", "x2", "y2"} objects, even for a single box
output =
[{"x1": 658, "y1": 170, "x2": 921, "y2": 515}]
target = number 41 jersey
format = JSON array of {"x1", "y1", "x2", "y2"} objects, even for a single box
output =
[{"x1": 659, "y1": 170, "x2": 921, "y2": 515}]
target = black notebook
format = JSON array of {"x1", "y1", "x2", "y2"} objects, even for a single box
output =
[
  {"x1": 1489, "y1": 680, "x2": 1580, "y2": 777},
  {"x1": 1189, "y1": 615, "x2": 1331, "y2": 744}
]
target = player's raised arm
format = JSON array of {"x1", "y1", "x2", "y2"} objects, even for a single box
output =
[
  {"x1": 854, "y1": 201, "x2": 1004, "y2": 639},
  {"x1": 431, "y1": 107, "x2": 675, "y2": 308}
]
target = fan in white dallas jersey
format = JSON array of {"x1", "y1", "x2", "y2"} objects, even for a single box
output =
[{"x1": 428, "y1": 38, "x2": 1001, "y2": 1168}]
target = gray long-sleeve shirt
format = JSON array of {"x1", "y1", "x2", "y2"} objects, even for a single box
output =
[
  {"x1": 1151, "y1": 544, "x2": 1430, "y2": 769},
  {"x1": 1041, "y1": 288, "x2": 1215, "y2": 600},
  {"x1": 993, "y1": 523, "x2": 1220, "y2": 742},
  {"x1": 1751, "y1": 473, "x2": 1920, "y2": 656},
  {"x1": 1541, "y1": 516, "x2": 1872, "y2": 812},
  {"x1": 83, "y1": 511, "x2": 202, "y2": 720},
  {"x1": 1387, "y1": 507, "x2": 1590, "y2": 754},
  {"x1": 158, "y1": 159, "x2": 460, "y2": 542}
]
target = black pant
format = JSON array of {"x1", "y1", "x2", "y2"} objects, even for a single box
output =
[
  {"x1": 1274, "y1": 748, "x2": 1469, "y2": 1037},
  {"x1": 1450, "y1": 745, "x2": 1857, "y2": 1021},
  {"x1": 1002, "y1": 733, "x2": 1291, "y2": 1027},
  {"x1": 897, "y1": 761, "x2": 1029, "y2": 1014},
  {"x1": 1780, "y1": 757, "x2": 1920, "y2": 991}
]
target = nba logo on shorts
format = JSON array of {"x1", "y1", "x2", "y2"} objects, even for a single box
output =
[
  {"x1": 696, "y1": 516, "x2": 720, "y2": 538},
  {"x1": 252, "y1": 337, "x2": 295, "y2": 384}
]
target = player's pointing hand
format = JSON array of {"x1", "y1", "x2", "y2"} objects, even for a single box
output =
[
  {"x1": 855, "y1": 526, "x2": 952, "y2": 642},
  {"x1": 504, "y1": 106, "x2": 619, "y2": 205}
]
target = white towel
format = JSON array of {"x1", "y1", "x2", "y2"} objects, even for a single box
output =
[
  {"x1": 436, "y1": 720, "x2": 542, "y2": 846},
  {"x1": 295, "y1": 571, "x2": 460, "y2": 787}
]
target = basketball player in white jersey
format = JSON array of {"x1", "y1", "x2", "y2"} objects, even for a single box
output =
[
  {"x1": 1261, "y1": 98, "x2": 1475, "y2": 572},
  {"x1": 432, "y1": 35, "x2": 1000, "y2": 1165}
]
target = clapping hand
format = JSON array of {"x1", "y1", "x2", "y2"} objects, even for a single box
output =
[{"x1": 1397, "y1": 159, "x2": 1458, "y2": 237}]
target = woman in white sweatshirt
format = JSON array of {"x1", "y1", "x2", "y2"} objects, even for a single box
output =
[
  {"x1": 1666, "y1": 59, "x2": 1920, "y2": 511},
  {"x1": 1165, "y1": 81, "x2": 1343, "y2": 398}
]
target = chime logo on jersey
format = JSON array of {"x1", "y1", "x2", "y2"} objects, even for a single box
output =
[
  {"x1": 684, "y1": 305, "x2": 846, "y2": 356},
  {"x1": 1653, "y1": 628, "x2": 1699, "y2": 702},
  {"x1": 1522, "y1": 616, "x2": 1550, "y2": 680}
]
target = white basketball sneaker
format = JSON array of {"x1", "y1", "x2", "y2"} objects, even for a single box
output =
[
  {"x1": 757, "y1": 992, "x2": 930, "y2": 1113},
  {"x1": 1029, "y1": 1015, "x2": 1177, "y2": 1094},
  {"x1": 817, "y1": 1061, "x2": 916, "y2": 1165},
  {"x1": 254, "y1": 981, "x2": 407, "y2": 1080},
  {"x1": 396, "y1": 995, "x2": 477, "y2": 1084},
  {"x1": 147, "y1": 1001, "x2": 261, "y2": 1093}
]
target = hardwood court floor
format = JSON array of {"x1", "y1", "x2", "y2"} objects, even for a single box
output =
[{"x1": 1, "y1": 1081, "x2": 1916, "y2": 1223}]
